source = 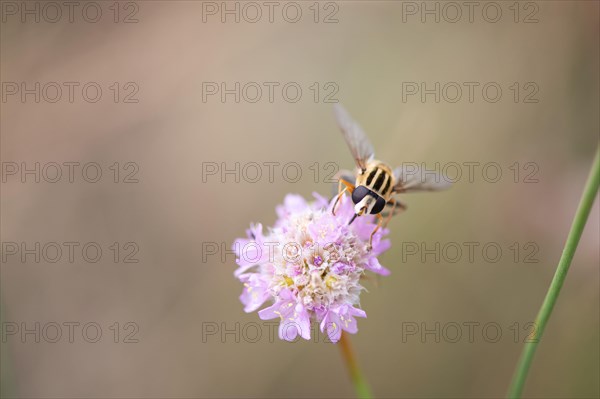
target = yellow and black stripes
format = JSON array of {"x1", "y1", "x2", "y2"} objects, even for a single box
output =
[{"x1": 363, "y1": 165, "x2": 393, "y2": 197}]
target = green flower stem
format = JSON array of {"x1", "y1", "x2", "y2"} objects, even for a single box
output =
[
  {"x1": 339, "y1": 332, "x2": 373, "y2": 399},
  {"x1": 507, "y1": 146, "x2": 600, "y2": 398}
]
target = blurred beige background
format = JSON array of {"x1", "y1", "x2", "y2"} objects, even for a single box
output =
[{"x1": 1, "y1": 1, "x2": 598, "y2": 398}]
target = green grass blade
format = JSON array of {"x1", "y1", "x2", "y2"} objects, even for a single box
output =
[
  {"x1": 339, "y1": 332, "x2": 373, "y2": 399},
  {"x1": 507, "y1": 146, "x2": 600, "y2": 398}
]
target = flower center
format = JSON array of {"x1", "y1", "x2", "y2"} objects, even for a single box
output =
[{"x1": 313, "y1": 255, "x2": 323, "y2": 267}]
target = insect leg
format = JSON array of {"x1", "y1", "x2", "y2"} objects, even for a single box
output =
[
  {"x1": 383, "y1": 198, "x2": 397, "y2": 228},
  {"x1": 382, "y1": 198, "x2": 406, "y2": 220},
  {"x1": 382, "y1": 198, "x2": 407, "y2": 228},
  {"x1": 332, "y1": 186, "x2": 346, "y2": 216},
  {"x1": 330, "y1": 169, "x2": 355, "y2": 198},
  {"x1": 367, "y1": 213, "x2": 383, "y2": 252},
  {"x1": 334, "y1": 169, "x2": 356, "y2": 186},
  {"x1": 332, "y1": 178, "x2": 355, "y2": 216}
]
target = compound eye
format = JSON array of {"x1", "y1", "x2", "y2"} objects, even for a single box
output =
[
  {"x1": 352, "y1": 186, "x2": 369, "y2": 205},
  {"x1": 370, "y1": 196, "x2": 386, "y2": 214}
]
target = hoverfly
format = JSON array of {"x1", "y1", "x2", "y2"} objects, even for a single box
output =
[{"x1": 331, "y1": 103, "x2": 451, "y2": 250}]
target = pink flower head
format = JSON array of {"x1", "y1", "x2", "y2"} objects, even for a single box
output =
[{"x1": 233, "y1": 193, "x2": 390, "y2": 343}]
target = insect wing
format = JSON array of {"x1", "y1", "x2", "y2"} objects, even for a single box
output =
[
  {"x1": 392, "y1": 165, "x2": 452, "y2": 193},
  {"x1": 333, "y1": 103, "x2": 375, "y2": 172}
]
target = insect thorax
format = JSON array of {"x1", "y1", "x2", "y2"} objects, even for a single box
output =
[{"x1": 357, "y1": 161, "x2": 394, "y2": 198}]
